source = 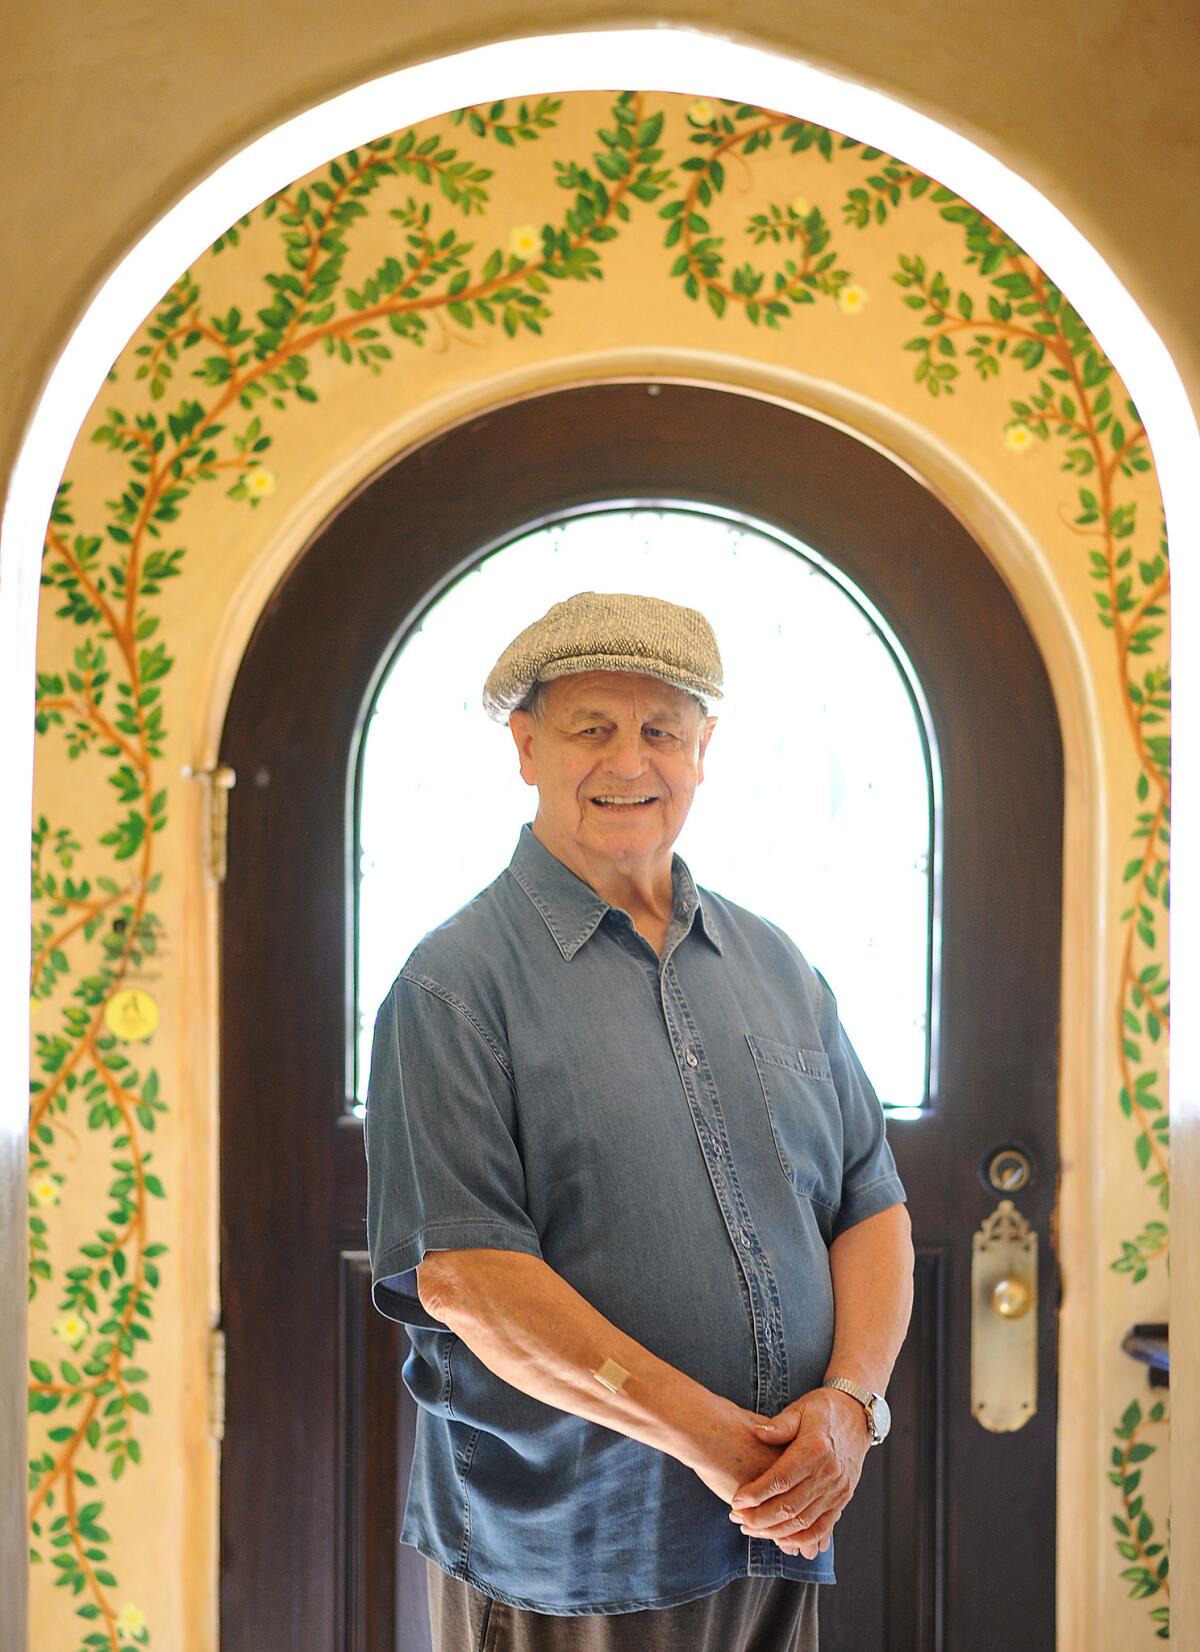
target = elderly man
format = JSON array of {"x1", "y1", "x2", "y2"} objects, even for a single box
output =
[{"x1": 364, "y1": 590, "x2": 914, "y2": 1652}]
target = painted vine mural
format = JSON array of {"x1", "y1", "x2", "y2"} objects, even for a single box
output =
[{"x1": 29, "y1": 92, "x2": 1170, "y2": 1644}]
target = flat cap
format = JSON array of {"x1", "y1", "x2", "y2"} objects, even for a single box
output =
[{"x1": 482, "y1": 590, "x2": 724, "y2": 723}]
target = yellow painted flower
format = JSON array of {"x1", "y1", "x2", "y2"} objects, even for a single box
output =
[
  {"x1": 789, "y1": 194, "x2": 813, "y2": 219},
  {"x1": 245, "y1": 467, "x2": 276, "y2": 498},
  {"x1": 30, "y1": 1174, "x2": 59, "y2": 1207},
  {"x1": 1004, "y1": 423, "x2": 1035, "y2": 452},
  {"x1": 54, "y1": 1311, "x2": 88, "y2": 1345},
  {"x1": 117, "y1": 1602, "x2": 147, "y2": 1636},
  {"x1": 837, "y1": 283, "x2": 869, "y2": 314},
  {"x1": 507, "y1": 223, "x2": 539, "y2": 262},
  {"x1": 688, "y1": 99, "x2": 715, "y2": 126}
]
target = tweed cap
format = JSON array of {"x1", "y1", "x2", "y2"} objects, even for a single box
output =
[{"x1": 482, "y1": 590, "x2": 724, "y2": 723}]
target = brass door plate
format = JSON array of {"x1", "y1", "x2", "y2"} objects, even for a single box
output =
[{"x1": 971, "y1": 1198, "x2": 1038, "y2": 1432}]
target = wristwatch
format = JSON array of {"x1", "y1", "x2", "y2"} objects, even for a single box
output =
[{"x1": 823, "y1": 1377, "x2": 891, "y2": 1445}]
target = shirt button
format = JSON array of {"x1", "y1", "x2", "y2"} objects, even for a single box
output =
[
  {"x1": 740, "y1": 1231, "x2": 752, "y2": 1248},
  {"x1": 685, "y1": 1049, "x2": 699, "y2": 1067}
]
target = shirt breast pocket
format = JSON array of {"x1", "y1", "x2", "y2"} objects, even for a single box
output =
[{"x1": 746, "y1": 1032, "x2": 843, "y2": 1211}]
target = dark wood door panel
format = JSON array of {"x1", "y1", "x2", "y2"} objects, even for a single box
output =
[
  {"x1": 819, "y1": 1247, "x2": 946, "y2": 1652},
  {"x1": 339, "y1": 1255, "x2": 430, "y2": 1652}
]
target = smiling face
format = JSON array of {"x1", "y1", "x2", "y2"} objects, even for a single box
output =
[{"x1": 507, "y1": 670, "x2": 717, "y2": 886}]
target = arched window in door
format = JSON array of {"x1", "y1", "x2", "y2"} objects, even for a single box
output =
[{"x1": 354, "y1": 504, "x2": 941, "y2": 1118}]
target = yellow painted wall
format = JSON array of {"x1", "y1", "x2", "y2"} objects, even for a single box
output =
[
  {"x1": 3, "y1": 0, "x2": 1199, "y2": 492},
  {"x1": 27, "y1": 90, "x2": 1172, "y2": 1648}
]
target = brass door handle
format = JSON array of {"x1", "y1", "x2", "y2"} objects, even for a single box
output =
[
  {"x1": 971, "y1": 1199, "x2": 1038, "y2": 1431},
  {"x1": 991, "y1": 1276, "x2": 1033, "y2": 1319}
]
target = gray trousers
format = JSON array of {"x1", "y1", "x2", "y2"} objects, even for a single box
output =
[{"x1": 424, "y1": 1557, "x2": 819, "y2": 1652}]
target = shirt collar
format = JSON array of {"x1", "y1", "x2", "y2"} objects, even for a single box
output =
[{"x1": 507, "y1": 822, "x2": 724, "y2": 961}]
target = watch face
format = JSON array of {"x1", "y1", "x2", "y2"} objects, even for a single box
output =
[{"x1": 872, "y1": 1393, "x2": 892, "y2": 1442}]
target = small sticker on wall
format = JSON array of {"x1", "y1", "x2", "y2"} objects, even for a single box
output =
[{"x1": 104, "y1": 987, "x2": 160, "y2": 1042}]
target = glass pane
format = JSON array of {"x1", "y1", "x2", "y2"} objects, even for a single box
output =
[{"x1": 355, "y1": 506, "x2": 939, "y2": 1115}]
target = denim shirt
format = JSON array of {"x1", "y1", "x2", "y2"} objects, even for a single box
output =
[{"x1": 364, "y1": 822, "x2": 907, "y2": 1614}]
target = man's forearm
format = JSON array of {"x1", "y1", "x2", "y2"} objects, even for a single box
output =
[
  {"x1": 417, "y1": 1248, "x2": 741, "y2": 1475},
  {"x1": 822, "y1": 1203, "x2": 915, "y2": 1394}
]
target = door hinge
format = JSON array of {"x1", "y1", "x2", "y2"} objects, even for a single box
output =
[
  {"x1": 208, "y1": 1324, "x2": 226, "y2": 1441},
  {"x1": 181, "y1": 762, "x2": 236, "y2": 883}
]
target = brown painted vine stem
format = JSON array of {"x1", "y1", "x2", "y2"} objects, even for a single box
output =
[
  {"x1": 1015, "y1": 256, "x2": 1172, "y2": 1203},
  {"x1": 1123, "y1": 570, "x2": 1170, "y2": 668},
  {"x1": 922, "y1": 227, "x2": 1171, "y2": 1220},
  {"x1": 29, "y1": 873, "x2": 128, "y2": 987},
  {"x1": 124, "y1": 147, "x2": 396, "y2": 634},
  {"x1": 1115, "y1": 1413, "x2": 1171, "y2": 1597},
  {"x1": 36, "y1": 688, "x2": 142, "y2": 772},
  {"x1": 1006, "y1": 261, "x2": 1167, "y2": 783},
  {"x1": 147, "y1": 306, "x2": 239, "y2": 375},
  {"x1": 923, "y1": 300, "x2": 1073, "y2": 367},
  {"x1": 679, "y1": 115, "x2": 793, "y2": 303},
  {"x1": 29, "y1": 1067, "x2": 152, "y2": 1652},
  {"x1": 35, "y1": 153, "x2": 418, "y2": 1056},
  {"x1": 32, "y1": 525, "x2": 156, "y2": 1122},
  {"x1": 1118, "y1": 803, "x2": 1169, "y2": 1183},
  {"x1": 41, "y1": 527, "x2": 157, "y2": 971},
  {"x1": 45, "y1": 529, "x2": 136, "y2": 680},
  {"x1": 32, "y1": 1080, "x2": 147, "y2": 1300},
  {"x1": 28, "y1": 817, "x2": 155, "y2": 1136},
  {"x1": 1047, "y1": 327, "x2": 1170, "y2": 1197},
  {"x1": 65, "y1": 1449, "x2": 120, "y2": 1648},
  {"x1": 1028, "y1": 266, "x2": 1164, "y2": 789},
  {"x1": 32, "y1": 139, "x2": 467, "y2": 1030},
  {"x1": 112, "y1": 98, "x2": 648, "y2": 562}
]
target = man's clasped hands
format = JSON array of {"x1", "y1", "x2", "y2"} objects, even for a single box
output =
[{"x1": 692, "y1": 1385, "x2": 873, "y2": 1562}]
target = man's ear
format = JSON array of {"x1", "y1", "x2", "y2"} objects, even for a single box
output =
[
  {"x1": 696, "y1": 715, "x2": 717, "y2": 784},
  {"x1": 508, "y1": 710, "x2": 538, "y2": 786}
]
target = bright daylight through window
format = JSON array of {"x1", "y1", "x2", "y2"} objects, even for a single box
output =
[{"x1": 355, "y1": 506, "x2": 939, "y2": 1117}]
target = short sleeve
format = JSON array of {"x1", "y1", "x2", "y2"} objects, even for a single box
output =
[
  {"x1": 813, "y1": 967, "x2": 909, "y2": 1241},
  {"x1": 363, "y1": 971, "x2": 544, "y2": 1329}
]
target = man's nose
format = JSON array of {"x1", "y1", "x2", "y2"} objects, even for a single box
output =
[{"x1": 605, "y1": 727, "x2": 651, "y2": 776}]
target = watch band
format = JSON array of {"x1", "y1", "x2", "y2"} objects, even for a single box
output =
[{"x1": 823, "y1": 1376, "x2": 885, "y2": 1442}]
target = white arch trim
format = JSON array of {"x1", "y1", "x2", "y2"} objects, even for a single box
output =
[
  {"x1": 4, "y1": 29, "x2": 1196, "y2": 1129},
  {"x1": 2, "y1": 26, "x2": 1196, "y2": 1647}
]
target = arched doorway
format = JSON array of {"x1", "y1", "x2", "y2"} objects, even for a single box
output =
[{"x1": 218, "y1": 380, "x2": 1063, "y2": 1650}]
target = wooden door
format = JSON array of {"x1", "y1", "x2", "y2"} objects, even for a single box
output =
[{"x1": 218, "y1": 382, "x2": 1062, "y2": 1651}]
